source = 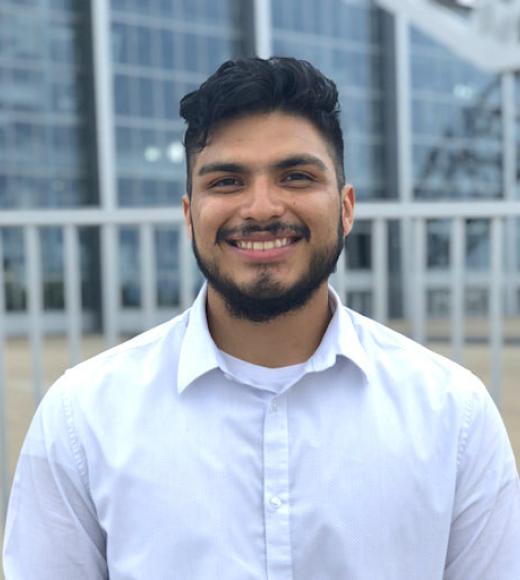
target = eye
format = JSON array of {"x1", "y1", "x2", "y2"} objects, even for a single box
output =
[
  {"x1": 282, "y1": 171, "x2": 315, "y2": 185},
  {"x1": 209, "y1": 176, "x2": 243, "y2": 190}
]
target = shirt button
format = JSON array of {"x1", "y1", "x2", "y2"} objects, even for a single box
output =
[
  {"x1": 270, "y1": 400, "x2": 278, "y2": 412},
  {"x1": 270, "y1": 496, "x2": 282, "y2": 509},
  {"x1": 223, "y1": 373, "x2": 232, "y2": 381}
]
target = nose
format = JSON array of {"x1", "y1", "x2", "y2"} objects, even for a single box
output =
[{"x1": 238, "y1": 176, "x2": 285, "y2": 223}]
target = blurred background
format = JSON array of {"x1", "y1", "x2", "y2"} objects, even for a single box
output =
[{"x1": 1, "y1": 0, "x2": 520, "y2": 563}]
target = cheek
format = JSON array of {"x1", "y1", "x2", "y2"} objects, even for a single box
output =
[
  {"x1": 191, "y1": 204, "x2": 227, "y2": 244},
  {"x1": 312, "y1": 202, "x2": 342, "y2": 238}
]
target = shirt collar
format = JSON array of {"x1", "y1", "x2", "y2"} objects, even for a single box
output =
[
  {"x1": 177, "y1": 284, "x2": 221, "y2": 394},
  {"x1": 177, "y1": 283, "x2": 371, "y2": 394},
  {"x1": 307, "y1": 285, "x2": 372, "y2": 382}
]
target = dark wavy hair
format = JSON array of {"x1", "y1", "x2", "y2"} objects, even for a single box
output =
[{"x1": 179, "y1": 57, "x2": 345, "y2": 195}]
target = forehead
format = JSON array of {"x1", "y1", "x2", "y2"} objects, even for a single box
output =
[{"x1": 191, "y1": 111, "x2": 336, "y2": 173}]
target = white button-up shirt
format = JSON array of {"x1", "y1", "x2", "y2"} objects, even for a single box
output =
[{"x1": 3, "y1": 285, "x2": 520, "y2": 579}]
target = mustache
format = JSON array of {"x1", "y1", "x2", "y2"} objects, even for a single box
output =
[{"x1": 216, "y1": 221, "x2": 310, "y2": 243}]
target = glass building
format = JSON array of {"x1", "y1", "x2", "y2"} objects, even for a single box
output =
[{"x1": 0, "y1": 0, "x2": 519, "y2": 331}]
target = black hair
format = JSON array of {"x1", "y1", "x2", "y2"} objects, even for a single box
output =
[{"x1": 179, "y1": 57, "x2": 345, "y2": 195}]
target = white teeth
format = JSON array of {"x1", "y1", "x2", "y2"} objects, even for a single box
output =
[{"x1": 236, "y1": 238, "x2": 291, "y2": 251}]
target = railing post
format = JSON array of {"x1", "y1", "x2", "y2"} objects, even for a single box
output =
[
  {"x1": 180, "y1": 227, "x2": 195, "y2": 311},
  {"x1": 64, "y1": 225, "x2": 82, "y2": 366},
  {"x1": 373, "y1": 218, "x2": 388, "y2": 323},
  {"x1": 0, "y1": 232, "x2": 9, "y2": 520},
  {"x1": 140, "y1": 223, "x2": 156, "y2": 330},
  {"x1": 502, "y1": 72, "x2": 517, "y2": 316},
  {"x1": 101, "y1": 224, "x2": 118, "y2": 347},
  {"x1": 25, "y1": 226, "x2": 44, "y2": 404},
  {"x1": 331, "y1": 242, "x2": 348, "y2": 303},
  {"x1": 489, "y1": 217, "x2": 504, "y2": 406},
  {"x1": 451, "y1": 218, "x2": 465, "y2": 364},
  {"x1": 411, "y1": 218, "x2": 426, "y2": 344}
]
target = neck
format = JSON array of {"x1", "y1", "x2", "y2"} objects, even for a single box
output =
[{"x1": 206, "y1": 283, "x2": 332, "y2": 368}]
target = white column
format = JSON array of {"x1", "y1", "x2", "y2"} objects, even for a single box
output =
[
  {"x1": 91, "y1": 0, "x2": 119, "y2": 343},
  {"x1": 91, "y1": 0, "x2": 117, "y2": 211},
  {"x1": 254, "y1": 0, "x2": 272, "y2": 58},
  {"x1": 394, "y1": 13, "x2": 414, "y2": 324},
  {"x1": 395, "y1": 13, "x2": 413, "y2": 205}
]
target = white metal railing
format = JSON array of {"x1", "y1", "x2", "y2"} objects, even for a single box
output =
[{"x1": 1, "y1": 200, "x2": 520, "y2": 520}]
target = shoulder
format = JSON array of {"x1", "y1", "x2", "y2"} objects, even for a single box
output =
[
  {"x1": 343, "y1": 307, "x2": 489, "y2": 420},
  {"x1": 40, "y1": 308, "x2": 192, "y2": 422}
]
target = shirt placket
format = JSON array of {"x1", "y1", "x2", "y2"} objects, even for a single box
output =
[{"x1": 263, "y1": 394, "x2": 293, "y2": 580}]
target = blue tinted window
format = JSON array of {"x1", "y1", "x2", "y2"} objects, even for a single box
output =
[
  {"x1": 182, "y1": 32, "x2": 200, "y2": 72},
  {"x1": 112, "y1": 23, "x2": 131, "y2": 63},
  {"x1": 155, "y1": 227, "x2": 180, "y2": 306},
  {"x1": 159, "y1": 29, "x2": 175, "y2": 69},
  {"x1": 136, "y1": 26, "x2": 153, "y2": 66},
  {"x1": 50, "y1": 24, "x2": 77, "y2": 65},
  {"x1": 51, "y1": 79, "x2": 82, "y2": 113},
  {"x1": 118, "y1": 178, "x2": 137, "y2": 206},
  {"x1": 163, "y1": 180, "x2": 183, "y2": 204},
  {"x1": 119, "y1": 227, "x2": 141, "y2": 307},
  {"x1": 114, "y1": 74, "x2": 131, "y2": 115},
  {"x1": 116, "y1": 126, "x2": 132, "y2": 155},
  {"x1": 12, "y1": 69, "x2": 44, "y2": 111},
  {"x1": 137, "y1": 77, "x2": 155, "y2": 117},
  {"x1": 156, "y1": 0, "x2": 175, "y2": 17},
  {"x1": 111, "y1": 0, "x2": 129, "y2": 10},
  {"x1": 162, "y1": 79, "x2": 178, "y2": 120}
]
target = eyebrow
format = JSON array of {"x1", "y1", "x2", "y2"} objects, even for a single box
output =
[
  {"x1": 273, "y1": 155, "x2": 327, "y2": 172},
  {"x1": 197, "y1": 162, "x2": 247, "y2": 177},
  {"x1": 197, "y1": 154, "x2": 327, "y2": 177}
]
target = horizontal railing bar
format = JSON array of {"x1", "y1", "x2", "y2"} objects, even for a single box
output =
[
  {"x1": 357, "y1": 201, "x2": 520, "y2": 220},
  {"x1": 0, "y1": 207, "x2": 186, "y2": 226},
  {"x1": 0, "y1": 201, "x2": 520, "y2": 226}
]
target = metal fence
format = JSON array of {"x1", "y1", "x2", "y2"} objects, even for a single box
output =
[{"x1": 1, "y1": 200, "x2": 520, "y2": 521}]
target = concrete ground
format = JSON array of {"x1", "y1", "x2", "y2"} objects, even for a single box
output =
[{"x1": 1, "y1": 331, "x2": 519, "y2": 576}]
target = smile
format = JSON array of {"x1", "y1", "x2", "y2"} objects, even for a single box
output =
[{"x1": 233, "y1": 238, "x2": 293, "y2": 251}]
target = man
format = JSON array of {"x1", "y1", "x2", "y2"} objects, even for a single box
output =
[{"x1": 3, "y1": 57, "x2": 520, "y2": 579}]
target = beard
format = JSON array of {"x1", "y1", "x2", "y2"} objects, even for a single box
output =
[{"x1": 191, "y1": 216, "x2": 345, "y2": 323}]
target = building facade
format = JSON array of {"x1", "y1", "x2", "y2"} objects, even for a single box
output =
[{"x1": 0, "y1": 0, "x2": 519, "y2": 332}]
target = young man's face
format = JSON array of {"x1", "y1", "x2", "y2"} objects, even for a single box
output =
[{"x1": 183, "y1": 111, "x2": 355, "y2": 321}]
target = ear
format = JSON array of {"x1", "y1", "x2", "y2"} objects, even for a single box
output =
[
  {"x1": 340, "y1": 184, "x2": 355, "y2": 236},
  {"x1": 182, "y1": 195, "x2": 193, "y2": 240}
]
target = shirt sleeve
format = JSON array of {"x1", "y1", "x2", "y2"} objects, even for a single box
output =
[
  {"x1": 2, "y1": 375, "x2": 108, "y2": 580},
  {"x1": 444, "y1": 379, "x2": 520, "y2": 579}
]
